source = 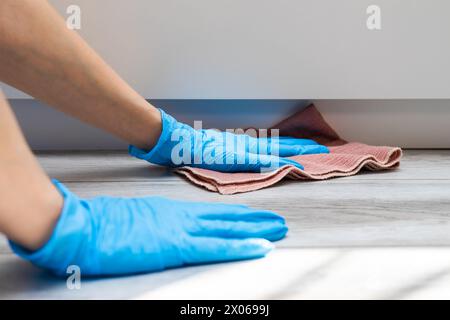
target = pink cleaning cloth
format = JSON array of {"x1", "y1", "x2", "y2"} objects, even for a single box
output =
[{"x1": 175, "y1": 104, "x2": 403, "y2": 195}]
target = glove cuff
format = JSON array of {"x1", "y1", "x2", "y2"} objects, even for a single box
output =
[
  {"x1": 128, "y1": 108, "x2": 175, "y2": 165},
  {"x1": 9, "y1": 180, "x2": 93, "y2": 277}
]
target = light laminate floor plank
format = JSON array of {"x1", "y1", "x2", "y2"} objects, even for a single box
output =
[{"x1": 1, "y1": 150, "x2": 449, "y2": 299}]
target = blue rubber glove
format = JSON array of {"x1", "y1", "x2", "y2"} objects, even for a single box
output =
[
  {"x1": 129, "y1": 109, "x2": 329, "y2": 172},
  {"x1": 9, "y1": 181, "x2": 287, "y2": 277}
]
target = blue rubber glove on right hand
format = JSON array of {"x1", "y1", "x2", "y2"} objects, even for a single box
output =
[
  {"x1": 129, "y1": 109, "x2": 329, "y2": 172},
  {"x1": 9, "y1": 181, "x2": 287, "y2": 277}
]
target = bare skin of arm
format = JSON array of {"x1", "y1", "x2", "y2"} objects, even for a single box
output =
[
  {"x1": 0, "y1": 90, "x2": 63, "y2": 251},
  {"x1": 0, "y1": 0, "x2": 164, "y2": 251},
  {"x1": 0, "y1": 0, "x2": 162, "y2": 150}
]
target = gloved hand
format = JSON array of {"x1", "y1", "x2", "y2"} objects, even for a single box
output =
[
  {"x1": 129, "y1": 109, "x2": 329, "y2": 172},
  {"x1": 9, "y1": 180, "x2": 288, "y2": 277}
]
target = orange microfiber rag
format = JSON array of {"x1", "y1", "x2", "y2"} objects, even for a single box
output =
[{"x1": 175, "y1": 104, "x2": 403, "y2": 195}]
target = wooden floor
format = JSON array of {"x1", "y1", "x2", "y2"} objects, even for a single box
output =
[{"x1": 1, "y1": 150, "x2": 450, "y2": 299}]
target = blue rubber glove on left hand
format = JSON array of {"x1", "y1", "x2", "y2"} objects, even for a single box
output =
[
  {"x1": 129, "y1": 109, "x2": 329, "y2": 172},
  {"x1": 9, "y1": 181, "x2": 287, "y2": 277}
]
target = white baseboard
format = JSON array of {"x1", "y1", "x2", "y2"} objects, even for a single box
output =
[
  {"x1": 9, "y1": 99, "x2": 450, "y2": 150},
  {"x1": 314, "y1": 100, "x2": 450, "y2": 148}
]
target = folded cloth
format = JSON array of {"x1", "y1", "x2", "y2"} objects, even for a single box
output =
[{"x1": 175, "y1": 104, "x2": 403, "y2": 195}]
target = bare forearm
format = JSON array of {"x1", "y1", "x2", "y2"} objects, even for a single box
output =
[
  {"x1": 0, "y1": 0, "x2": 161, "y2": 150},
  {"x1": 0, "y1": 91, "x2": 63, "y2": 251}
]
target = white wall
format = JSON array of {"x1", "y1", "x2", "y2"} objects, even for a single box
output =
[
  {"x1": 2, "y1": 1, "x2": 450, "y2": 149},
  {"x1": 4, "y1": 0, "x2": 450, "y2": 99}
]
